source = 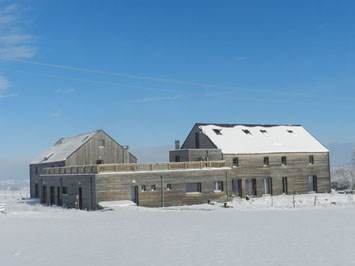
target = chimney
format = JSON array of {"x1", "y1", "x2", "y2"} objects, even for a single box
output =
[
  {"x1": 175, "y1": 140, "x2": 180, "y2": 150},
  {"x1": 123, "y1": 145, "x2": 130, "y2": 163}
]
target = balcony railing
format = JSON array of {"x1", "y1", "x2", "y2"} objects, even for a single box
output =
[{"x1": 42, "y1": 161, "x2": 227, "y2": 175}]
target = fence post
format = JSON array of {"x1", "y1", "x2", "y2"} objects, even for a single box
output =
[
  {"x1": 271, "y1": 195, "x2": 273, "y2": 207},
  {"x1": 293, "y1": 194, "x2": 295, "y2": 208},
  {"x1": 314, "y1": 195, "x2": 317, "y2": 207}
]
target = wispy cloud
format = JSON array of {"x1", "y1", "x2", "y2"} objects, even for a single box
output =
[
  {"x1": 135, "y1": 95, "x2": 182, "y2": 103},
  {"x1": 49, "y1": 112, "x2": 61, "y2": 118},
  {"x1": 0, "y1": 75, "x2": 18, "y2": 99},
  {"x1": 55, "y1": 88, "x2": 76, "y2": 94},
  {"x1": 235, "y1": 56, "x2": 247, "y2": 62},
  {"x1": 0, "y1": 3, "x2": 36, "y2": 59}
]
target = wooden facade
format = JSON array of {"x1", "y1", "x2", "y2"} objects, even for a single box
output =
[{"x1": 30, "y1": 130, "x2": 136, "y2": 198}]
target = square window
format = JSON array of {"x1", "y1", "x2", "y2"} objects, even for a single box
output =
[
  {"x1": 99, "y1": 139, "x2": 105, "y2": 147},
  {"x1": 175, "y1": 155, "x2": 181, "y2": 162},
  {"x1": 167, "y1": 184, "x2": 172, "y2": 191},
  {"x1": 232, "y1": 157, "x2": 239, "y2": 167},
  {"x1": 62, "y1": 186, "x2": 68, "y2": 195},
  {"x1": 214, "y1": 181, "x2": 224, "y2": 192},
  {"x1": 281, "y1": 156, "x2": 287, "y2": 166},
  {"x1": 141, "y1": 185, "x2": 146, "y2": 192},
  {"x1": 264, "y1": 157, "x2": 269, "y2": 166},
  {"x1": 151, "y1": 185, "x2": 156, "y2": 191}
]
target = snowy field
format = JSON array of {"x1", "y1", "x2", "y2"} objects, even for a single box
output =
[{"x1": 1, "y1": 190, "x2": 355, "y2": 266}]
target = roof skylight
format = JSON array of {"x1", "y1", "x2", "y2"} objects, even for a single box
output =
[
  {"x1": 213, "y1": 129, "x2": 222, "y2": 135},
  {"x1": 287, "y1": 130, "x2": 294, "y2": 133},
  {"x1": 260, "y1": 129, "x2": 267, "y2": 134},
  {"x1": 242, "y1": 129, "x2": 252, "y2": 135}
]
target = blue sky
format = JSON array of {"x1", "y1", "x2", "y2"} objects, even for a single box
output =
[{"x1": 0, "y1": 0, "x2": 355, "y2": 178}]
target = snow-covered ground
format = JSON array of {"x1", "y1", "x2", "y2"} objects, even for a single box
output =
[{"x1": 1, "y1": 190, "x2": 355, "y2": 266}]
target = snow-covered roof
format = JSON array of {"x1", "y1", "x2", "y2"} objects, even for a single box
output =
[
  {"x1": 31, "y1": 131, "x2": 98, "y2": 164},
  {"x1": 198, "y1": 124, "x2": 329, "y2": 154}
]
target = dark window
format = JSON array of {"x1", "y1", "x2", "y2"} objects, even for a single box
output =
[
  {"x1": 186, "y1": 183, "x2": 202, "y2": 193},
  {"x1": 264, "y1": 157, "x2": 269, "y2": 166},
  {"x1": 175, "y1": 155, "x2": 181, "y2": 162},
  {"x1": 99, "y1": 139, "x2": 105, "y2": 147},
  {"x1": 232, "y1": 179, "x2": 242, "y2": 197},
  {"x1": 232, "y1": 157, "x2": 239, "y2": 167},
  {"x1": 167, "y1": 184, "x2": 172, "y2": 191},
  {"x1": 214, "y1": 181, "x2": 224, "y2": 192},
  {"x1": 195, "y1": 132, "x2": 200, "y2": 148},
  {"x1": 62, "y1": 186, "x2": 68, "y2": 195},
  {"x1": 308, "y1": 176, "x2": 317, "y2": 192},
  {"x1": 96, "y1": 160, "x2": 104, "y2": 165},
  {"x1": 213, "y1": 129, "x2": 222, "y2": 135},
  {"x1": 262, "y1": 178, "x2": 272, "y2": 195},
  {"x1": 42, "y1": 185, "x2": 47, "y2": 204},
  {"x1": 35, "y1": 166, "x2": 38, "y2": 174},
  {"x1": 282, "y1": 177, "x2": 288, "y2": 194},
  {"x1": 310, "y1": 156, "x2": 314, "y2": 164},
  {"x1": 151, "y1": 185, "x2": 156, "y2": 191},
  {"x1": 141, "y1": 185, "x2": 146, "y2": 192},
  {"x1": 281, "y1": 156, "x2": 287, "y2": 166},
  {"x1": 245, "y1": 179, "x2": 256, "y2": 196},
  {"x1": 35, "y1": 183, "x2": 39, "y2": 198}
]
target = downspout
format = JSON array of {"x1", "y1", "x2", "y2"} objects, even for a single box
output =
[{"x1": 160, "y1": 176, "x2": 164, "y2": 207}]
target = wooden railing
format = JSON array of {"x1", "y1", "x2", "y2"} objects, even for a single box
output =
[{"x1": 42, "y1": 161, "x2": 227, "y2": 175}]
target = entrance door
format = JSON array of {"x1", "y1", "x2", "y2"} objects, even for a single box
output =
[
  {"x1": 232, "y1": 179, "x2": 242, "y2": 197},
  {"x1": 50, "y1": 186, "x2": 55, "y2": 205},
  {"x1": 42, "y1": 185, "x2": 47, "y2": 204},
  {"x1": 57, "y1": 187, "x2": 61, "y2": 206},
  {"x1": 282, "y1": 177, "x2": 288, "y2": 194},
  {"x1": 131, "y1": 186, "x2": 139, "y2": 205},
  {"x1": 78, "y1": 187, "x2": 83, "y2": 209}
]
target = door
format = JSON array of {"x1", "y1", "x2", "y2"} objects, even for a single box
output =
[
  {"x1": 282, "y1": 177, "x2": 288, "y2": 194},
  {"x1": 131, "y1": 186, "x2": 139, "y2": 205},
  {"x1": 57, "y1": 187, "x2": 61, "y2": 206},
  {"x1": 232, "y1": 179, "x2": 242, "y2": 197},
  {"x1": 78, "y1": 187, "x2": 83, "y2": 209},
  {"x1": 42, "y1": 185, "x2": 47, "y2": 204},
  {"x1": 50, "y1": 186, "x2": 55, "y2": 205}
]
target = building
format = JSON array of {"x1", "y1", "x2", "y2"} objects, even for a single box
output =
[
  {"x1": 29, "y1": 130, "x2": 137, "y2": 198},
  {"x1": 170, "y1": 123, "x2": 331, "y2": 197},
  {"x1": 32, "y1": 123, "x2": 331, "y2": 210}
]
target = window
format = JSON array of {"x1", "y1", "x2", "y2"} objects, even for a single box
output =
[
  {"x1": 62, "y1": 186, "x2": 68, "y2": 195},
  {"x1": 99, "y1": 139, "x2": 105, "y2": 147},
  {"x1": 281, "y1": 156, "x2": 287, "y2": 166},
  {"x1": 232, "y1": 157, "x2": 239, "y2": 167},
  {"x1": 35, "y1": 183, "x2": 39, "y2": 198},
  {"x1": 96, "y1": 160, "x2": 104, "y2": 165},
  {"x1": 242, "y1": 129, "x2": 251, "y2": 135},
  {"x1": 213, "y1": 129, "x2": 222, "y2": 135},
  {"x1": 309, "y1": 155, "x2": 314, "y2": 165},
  {"x1": 175, "y1": 155, "x2": 181, "y2": 162},
  {"x1": 308, "y1": 176, "x2": 317, "y2": 192},
  {"x1": 167, "y1": 184, "x2": 172, "y2": 191},
  {"x1": 264, "y1": 157, "x2": 269, "y2": 166},
  {"x1": 195, "y1": 132, "x2": 200, "y2": 148},
  {"x1": 262, "y1": 178, "x2": 272, "y2": 195},
  {"x1": 245, "y1": 179, "x2": 256, "y2": 196},
  {"x1": 186, "y1": 183, "x2": 202, "y2": 193},
  {"x1": 35, "y1": 166, "x2": 38, "y2": 174},
  {"x1": 141, "y1": 185, "x2": 146, "y2": 192},
  {"x1": 282, "y1": 177, "x2": 288, "y2": 194},
  {"x1": 151, "y1": 185, "x2": 156, "y2": 191},
  {"x1": 214, "y1": 181, "x2": 224, "y2": 192},
  {"x1": 232, "y1": 179, "x2": 242, "y2": 196}
]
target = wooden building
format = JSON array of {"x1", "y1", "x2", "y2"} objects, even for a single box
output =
[
  {"x1": 32, "y1": 123, "x2": 331, "y2": 210},
  {"x1": 170, "y1": 123, "x2": 331, "y2": 198},
  {"x1": 29, "y1": 130, "x2": 136, "y2": 198}
]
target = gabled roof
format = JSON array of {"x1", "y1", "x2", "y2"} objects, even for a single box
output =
[
  {"x1": 30, "y1": 131, "x2": 98, "y2": 164},
  {"x1": 196, "y1": 123, "x2": 329, "y2": 154}
]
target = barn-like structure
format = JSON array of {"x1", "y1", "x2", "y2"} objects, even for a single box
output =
[{"x1": 30, "y1": 124, "x2": 331, "y2": 210}]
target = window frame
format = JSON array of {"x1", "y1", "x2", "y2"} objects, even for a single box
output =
[
  {"x1": 141, "y1": 185, "x2": 146, "y2": 192},
  {"x1": 232, "y1": 157, "x2": 239, "y2": 167},
  {"x1": 263, "y1": 157, "x2": 269, "y2": 166},
  {"x1": 309, "y1": 155, "x2": 314, "y2": 165},
  {"x1": 166, "y1": 184, "x2": 172, "y2": 191},
  {"x1": 186, "y1": 182, "x2": 202, "y2": 194},
  {"x1": 151, "y1": 184, "x2": 156, "y2": 192},
  {"x1": 281, "y1": 156, "x2": 287, "y2": 166},
  {"x1": 62, "y1": 186, "x2": 68, "y2": 195},
  {"x1": 213, "y1": 181, "x2": 224, "y2": 192}
]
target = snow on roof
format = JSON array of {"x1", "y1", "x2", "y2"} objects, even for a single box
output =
[
  {"x1": 198, "y1": 124, "x2": 329, "y2": 154},
  {"x1": 31, "y1": 131, "x2": 98, "y2": 164}
]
